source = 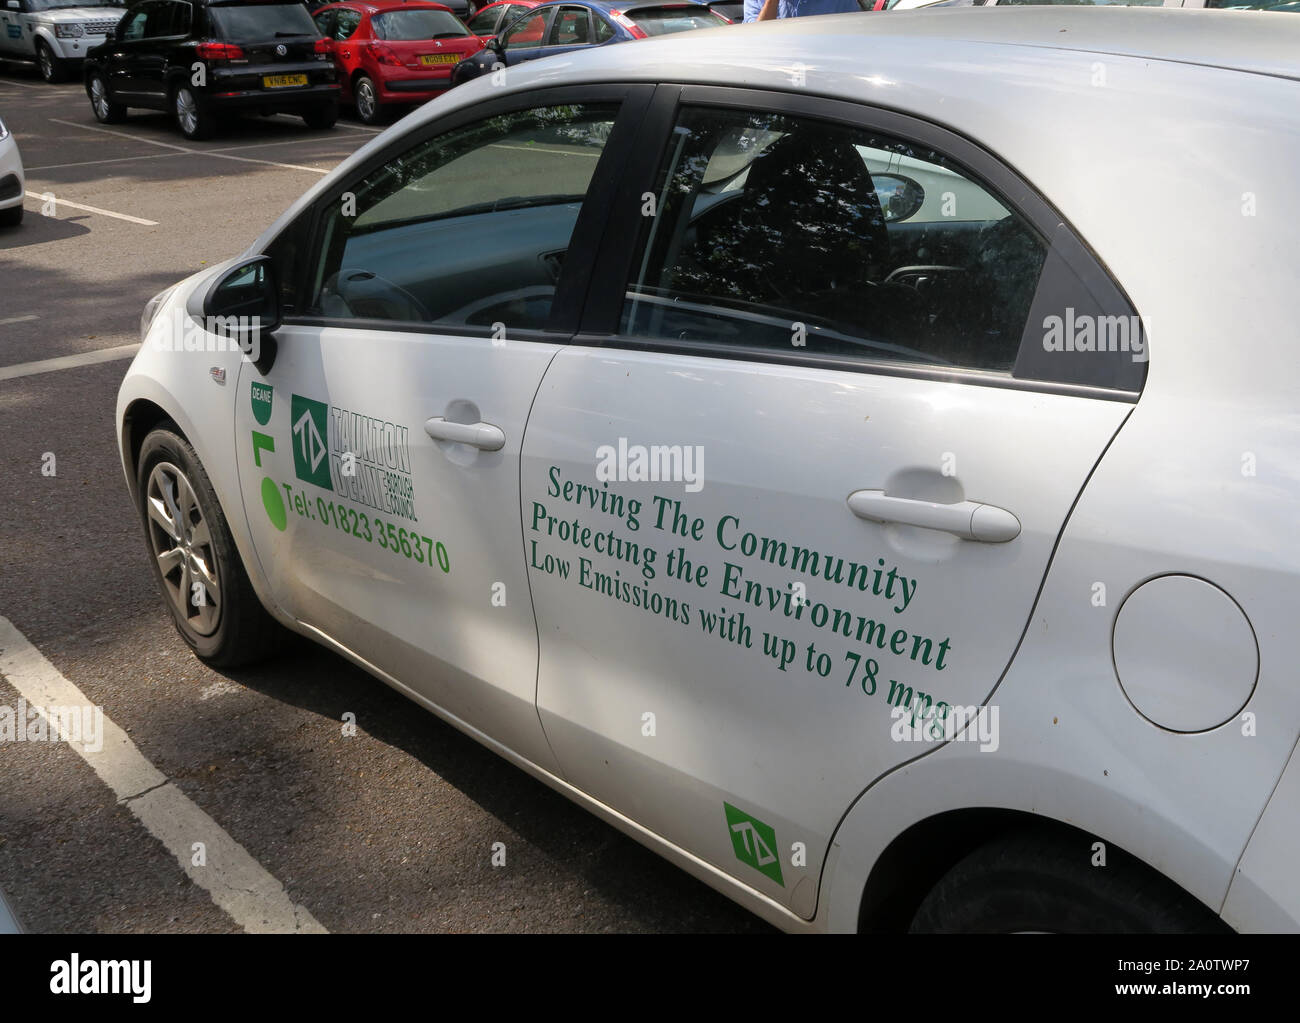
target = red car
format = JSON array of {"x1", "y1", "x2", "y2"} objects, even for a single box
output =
[
  {"x1": 464, "y1": 0, "x2": 545, "y2": 39},
  {"x1": 312, "y1": 1, "x2": 485, "y2": 125}
]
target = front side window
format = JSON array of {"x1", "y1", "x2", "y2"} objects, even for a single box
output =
[
  {"x1": 304, "y1": 103, "x2": 618, "y2": 333},
  {"x1": 503, "y1": 9, "x2": 546, "y2": 45},
  {"x1": 119, "y1": 4, "x2": 148, "y2": 37},
  {"x1": 620, "y1": 106, "x2": 1048, "y2": 373}
]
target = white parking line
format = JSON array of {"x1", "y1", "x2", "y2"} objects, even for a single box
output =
[
  {"x1": 0, "y1": 616, "x2": 328, "y2": 934},
  {"x1": 25, "y1": 191, "x2": 159, "y2": 226},
  {"x1": 0, "y1": 314, "x2": 38, "y2": 327},
  {"x1": 24, "y1": 151, "x2": 186, "y2": 173},
  {"x1": 0, "y1": 78, "x2": 44, "y2": 90},
  {"x1": 0, "y1": 343, "x2": 140, "y2": 382},
  {"x1": 49, "y1": 118, "x2": 331, "y2": 173}
]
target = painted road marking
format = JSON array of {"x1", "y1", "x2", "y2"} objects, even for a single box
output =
[
  {"x1": 0, "y1": 616, "x2": 327, "y2": 934},
  {"x1": 0, "y1": 343, "x2": 139, "y2": 382},
  {"x1": 25, "y1": 191, "x2": 159, "y2": 226},
  {"x1": 50, "y1": 118, "x2": 331, "y2": 174},
  {"x1": 0, "y1": 315, "x2": 38, "y2": 327},
  {"x1": 24, "y1": 151, "x2": 185, "y2": 173}
]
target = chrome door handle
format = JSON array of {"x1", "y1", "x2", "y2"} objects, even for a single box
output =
[
  {"x1": 424, "y1": 416, "x2": 505, "y2": 451},
  {"x1": 847, "y1": 489, "x2": 1021, "y2": 543}
]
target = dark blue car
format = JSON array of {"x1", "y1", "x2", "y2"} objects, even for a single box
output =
[{"x1": 450, "y1": 0, "x2": 730, "y2": 86}]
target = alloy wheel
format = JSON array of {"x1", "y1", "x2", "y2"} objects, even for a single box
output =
[{"x1": 145, "y1": 462, "x2": 221, "y2": 636}]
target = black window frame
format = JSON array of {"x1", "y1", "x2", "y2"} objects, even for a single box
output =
[
  {"x1": 268, "y1": 82, "x2": 655, "y2": 343},
  {"x1": 576, "y1": 84, "x2": 1147, "y2": 401}
]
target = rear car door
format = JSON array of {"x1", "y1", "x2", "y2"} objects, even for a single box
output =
[
  {"x1": 541, "y1": 5, "x2": 594, "y2": 54},
  {"x1": 0, "y1": 0, "x2": 28, "y2": 58},
  {"x1": 232, "y1": 86, "x2": 650, "y2": 773},
  {"x1": 522, "y1": 86, "x2": 1147, "y2": 917}
]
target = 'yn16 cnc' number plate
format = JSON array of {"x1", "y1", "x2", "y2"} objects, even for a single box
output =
[{"x1": 263, "y1": 73, "x2": 308, "y2": 88}]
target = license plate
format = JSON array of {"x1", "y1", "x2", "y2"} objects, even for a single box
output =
[
  {"x1": 262, "y1": 74, "x2": 308, "y2": 88},
  {"x1": 419, "y1": 54, "x2": 459, "y2": 65}
]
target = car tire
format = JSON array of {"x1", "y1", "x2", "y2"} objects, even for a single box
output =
[
  {"x1": 352, "y1": 74, "x2": 382, "y2": 125},
  {"x1": 88, "y1": 73, "x2": 127, "y2": 124},
  {"x1": 172, "y1": 84, "x2": 215, "y2": 140},
  {"x1": 35, "y1": 41, "x2": 67, "y2": 83},
  {"x1": 136, "y1": 425, "x2": 282, "y2": 667},
  {"x1": 301, "y1": 101, "x2": 337, "y2": 130},
  {"x1": 909, "y1": 830, "x2": 1230, "y2": 934},
  {"x1": 0, "y1": 204, "x2": 21, "y2": 228}
]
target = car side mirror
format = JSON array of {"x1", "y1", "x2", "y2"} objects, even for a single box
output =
[
  {"x1": 873, "y1": 173, "x2": 925, "y2": 224},
  {"x1": 202, "y1": 255, "x2": 281, "y2": 373},
  {"x1": 486, "y1": 35, "x2": 504, "y2": 55}
]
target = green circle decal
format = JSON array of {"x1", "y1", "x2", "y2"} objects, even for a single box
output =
[{"x1": 261, "y1": 476, "x2": 287, "y2": 531}]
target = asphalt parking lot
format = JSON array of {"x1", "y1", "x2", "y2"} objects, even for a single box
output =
[{"x1": 0, "y1": 64, "x2": 770, "y2": 933}]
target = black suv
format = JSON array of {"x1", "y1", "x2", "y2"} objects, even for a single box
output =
[{"x1": 83, "y1": 0, "x2": 340, "y2": 140}]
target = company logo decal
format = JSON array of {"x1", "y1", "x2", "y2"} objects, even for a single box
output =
[{"x1": 724, "y1": 802, "x2": 784, "y2": 887}]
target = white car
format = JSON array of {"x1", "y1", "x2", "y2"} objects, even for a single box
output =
[
  {"x1": 0, "y1": 0, "x2": 124, "y2": 82},
  {"x1": 116, "y1": 8, "x2": 1300, "y2": 932},
  {"x1": 0, "y1": 112, "x2": 23, "y2": 227}
]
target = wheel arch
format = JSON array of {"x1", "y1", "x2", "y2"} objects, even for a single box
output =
[{"x1": 852, "y1": 807, "x2": 1227, "y2": 932}]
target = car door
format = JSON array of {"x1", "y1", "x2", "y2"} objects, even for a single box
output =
[
  {"x1": 0, "y1": 0, "x2": 27, "y2": 58},
  {"x1": 104, "y1": 2, "x2": 152, "y2": 97},
  {"x1": 132, "y1": 0, "x2": 189, "y2": 106},
  {"x1": 522, "y1": 86, "x2": 1147, "y2": 917},
  {"x1": 232, "y1": 86, "x2": 650, "y2": 773}
]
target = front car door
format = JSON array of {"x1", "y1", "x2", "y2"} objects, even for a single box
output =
[
  {"x1": 105, "y1": 1, "x2": 151, "y2": 97},
  {"x1": 498, "y1": 5, "x2": 550, "y2": 64},
  {"x1": 522, "y1": 86, "x2": 1147, "y2": 917},
  {"x1": 232, "y1": 85, "x2": 651, "y2": 772}
]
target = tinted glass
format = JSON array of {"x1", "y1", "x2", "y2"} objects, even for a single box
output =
[
  {"x1": 503, "y1": 9, "x2": 546, "y2": 44},
  {"x1": 466, "y1": 6, "x2": 500, "y2": 31},
  {"x1": 306, "y1": 104, "x2": 618, "y2": 332},
  {"x1": 371, "y1": 9, "x2": 469, "y2": 39},
  {"x1": 209, "y1": 3, "x2": 318, "y2": 41},
  {"x1": 627, "y1": 6, "x2": 727, "y2": 33},
  {"x1": 620, "y1": 107, "x2": 1048, "y2": 373},
  {"x1": 548, "y1": 6, "x2": 590, "y2": 42}
]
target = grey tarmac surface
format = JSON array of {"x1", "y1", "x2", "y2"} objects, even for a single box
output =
[{"x1": 0, "y1": 63, "x2": 771, "y2": 933}]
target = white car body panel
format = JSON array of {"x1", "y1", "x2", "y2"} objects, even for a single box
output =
[
  {"x1": 116, "y1": 10, "x2": 1300, "y2": 930},
  {"x1": 0, "y1": 116, "x2": 23, "y2": 215}
]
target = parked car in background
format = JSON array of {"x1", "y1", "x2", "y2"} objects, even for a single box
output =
[
  {"x1": 313, "y1": 0, "x2": 482, "y2": 124},
  {"x1": 451, "y1": 0, "x2": 728, "y2": 87},
  {"x1": 0, "y1": 111, "x2": 23, "y2": 227},
  {"x1": 0, "y1": 0, "x2": 124, "y2": 82},
  {"x1": 82, "y1": 0, "x2": 339, "y2": 141},
  {"x1": 464, "y1": 0, "x2": 541, "y2": 37},
  {"x1": 884, "y1": 0, "x2": 1299, "y2": 9}
]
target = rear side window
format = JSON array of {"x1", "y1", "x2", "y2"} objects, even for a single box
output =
[
  {"x1": 209, "y1": 3, "x2": 317, "y2": 41},
  {"x1": 371, "y1": 9, "x2": 469, "y2": 39},
  {"x1": 619, "y1": 105, "x2": 1146, "y2": 390},
  {"x1": 303, "y1": 103, "x2": 618, "y2": 333},
  {"x1": 548, "y1": 6, "x2": 591, "y2": 43},
  {"x1": 466, "y1": 6, "x2": 500, "y2": 32}
]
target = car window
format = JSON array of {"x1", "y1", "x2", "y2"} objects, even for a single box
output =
[
  {"x1": 333, "y1": 6, "x2": 360, "y2": 37},
  {"x1": 547, "y1": 5, "x2": 590, "y2": 44},
  {"x1": 503, "y1": 9, "x2": 546, "y2": 45},
  {"x1": 208, "y1": 3, "x2": 318, "y2": 41},
  {"x1": 593, "y1": 11, "x2": 613, "y2": 39},
  {"x1": 625, "y1": 5, "x2": 728, "y2": 33},
  {"x1": 466, "y1": 5, "x2": 500, "y2": 31},
  {"x1": 311, "y1": 7, "x2": 334, "y2": 34},
  {"x1": 304, "y1": 103, "x2": 618, "y2": 333},
  {"x1": 619, "y1": 106, "x2": 1050, "y2": 373},
  {"x1": 371, "y1": 8, "x2": 468, "y2": 39},
  {"x1": 119, "y1": 4, "x2": 149, "y2": 37}
]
